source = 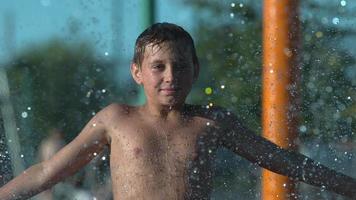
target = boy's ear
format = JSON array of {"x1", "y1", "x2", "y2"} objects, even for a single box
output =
[
  {"x1": 131, "y1": 63, "x2": 142, "y2": 84},
  {"x1": 193, "y1": 63, "x2": 200, "y2": 82}
]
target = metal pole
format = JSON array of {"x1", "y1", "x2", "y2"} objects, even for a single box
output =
[{"x1": 262, "y1": 0, "x2": 300, "y2": 199}]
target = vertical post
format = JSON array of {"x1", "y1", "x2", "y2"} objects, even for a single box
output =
[
  {"x1": 0, "y1": 69, "x2": 25, "y2": 176},
  {"x1": 140, "y1": 0, "x2": 155, "y2": 29},
  {"x1": 1, "y1": 12, "x2": 25, "y2": 177},
  {"x1": 262, "y1": 0, "x2": 300, "y2": 200},
  {"x1": 136, "y1": 0, "x2": 155, "y2": 105}
]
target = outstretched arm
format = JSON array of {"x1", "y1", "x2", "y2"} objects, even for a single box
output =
[
  {"x1": 219, "y1": 111, "x2": 356, "y2": 198},
  {"x1": 0, "y1": 106, "x2": 112, "y2": 200}
]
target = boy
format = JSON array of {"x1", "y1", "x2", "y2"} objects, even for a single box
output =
[{"x1": 0, "y1": 22, "x2": 355, "y2": 200}]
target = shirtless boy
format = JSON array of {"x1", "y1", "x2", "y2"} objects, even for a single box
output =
[{"x1": 0, "y1": 22, "x2": 356, "y2": 200}]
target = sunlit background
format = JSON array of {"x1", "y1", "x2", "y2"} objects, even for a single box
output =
[{"x1": 0, "y1": 0, "x2": 355, "y2": 199}]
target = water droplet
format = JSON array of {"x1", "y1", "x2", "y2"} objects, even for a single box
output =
[
  {"x1": 193, "y1": 168, "x2": 198, "y2": 173},
  {"x1": 104, "y1": 52, "x2": 109, "y2": 56},
  {"x1": 92, "y1": 123, "x2": 96, "y2": 127},
  {"x1": 101, "y1": 89, "x2": 107, "y2": 93},
  {"x1": 325, "y1": 86, "x2": 333, "y2": 92},
  {"x1": 205, "y1": 87, "x2": 212, "y2": 95},
  {"x1": 20, "y1": 154, "x2": 24, "y2": 158},
  {"x1": 230, "y1": 13, "x2": 235, "y2": 18},
  {"x1": 302, "y1": 158, "x2": 308, "y2": 166},
  {"x1": 209, "y1": 102, "x2": 213, "y2": 107},
  {"x1": 239, "y1": 3, "x2": 244, "y2": 7},
  {"x1": 101, "y1": 156, "x2": 106, "y2": 161},
  {"x1": 27, "y1": 107, "x2": 31, "y2": 110},
  {"x1": 321, "y1": 17, "x2": 328, "y2": 24},
  {"x1": 86, "y1": 90, "x2": 92, "y2": 98},
  {"x1": 340, "y1": 0, "x2": 346, "y2": 6},
  {"x1": 347, "y1": 96, "x2": 351, "y2": 100},
  {"x1": 231, "y1": 3, "x2": 235, "y2": 7},
  {"x1": 332, "y1": 17, "x2": 340, "y2": 25},
  {"x1": 206, "y1": 122, "x2": 210, "y2": 126},
  {"x1": 299, "y1": 125, "x2": 307, "y2": 133},
  {"x1": 220, "y1": 85, "x2": 225, "y2": 89},
  {"x1": 269, "y1": 69, "x2": 274, "y2": 73},
  {"x1": 315, "y1": 31, "x2": 323, "y2": 38},
  {"x1": 21, "y1": 112, "x2": 28, "y2": 118},
  {"x1": 93, "y1": 152, "x2": 97, "y2": 156},
  {"x1": 321, "y1": 185, "x2": 326, "y2": 191}
]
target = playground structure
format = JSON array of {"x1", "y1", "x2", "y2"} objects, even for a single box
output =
[{"x1": 262, "y1": 0, "x2": 300, "y2": 199}]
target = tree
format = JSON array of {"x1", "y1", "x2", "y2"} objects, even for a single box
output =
[
  {"x1": 185, "y1": 0, "x2": 356, "y2": 199},
  {"x1": 2, "y1": 39, "x2": 133, "y2": 194}
]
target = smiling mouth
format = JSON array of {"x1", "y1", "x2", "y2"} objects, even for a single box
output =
[{"x1": 160, "y1": 88, "x2": 180, "y2": 95}]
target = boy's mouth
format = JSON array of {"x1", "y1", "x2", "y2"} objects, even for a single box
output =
[{"x1": 159, "y1": 87, "x2": 180, "y2": 95}]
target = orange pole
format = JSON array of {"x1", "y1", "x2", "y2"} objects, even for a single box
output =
[{"x1": 262, "y1": 0, "x2": 300, "y2": 200}]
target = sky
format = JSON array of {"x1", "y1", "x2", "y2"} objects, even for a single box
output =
[
  {"x1": 0, "y1": 0, "x2": 195, "y2": 66},
  {"x1": 1, "y1": 0, "x2": 355, "y2": 74}
]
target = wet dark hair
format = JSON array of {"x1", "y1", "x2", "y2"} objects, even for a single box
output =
[{"x1": 132, "y1": 22, "x2": 199, "y2": 68}]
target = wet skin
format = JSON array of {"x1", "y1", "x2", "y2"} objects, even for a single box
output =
[
  {"x1": 107, "y1": 104, "x2": 225, "y2": 200},
  {"x1": 1, "y1": 41, "x2": 355, "y2": 200},
  {"x1": 109, "y1": 42, "x2": 220, "y2": 199}
]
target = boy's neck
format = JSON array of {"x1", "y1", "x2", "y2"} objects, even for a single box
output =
[{"x1": 140, "y1": 102, "x2": 186, "y2": 120}]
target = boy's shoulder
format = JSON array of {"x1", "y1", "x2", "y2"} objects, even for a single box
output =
[
  {"x1": 99, "y1": 103, "x2": 237, "y2": 126},
  {"x1": 96, "y1": 103, "x2": 138, "y2": 123},
  {"x1": 185, "y1": 104, "x2": 239, "y2": 129},
  {"x1": 186, "y1": 104, "x2": 234, "y2": 120},
  {"x1": 102, "y1": 103, "x2": 133, "y2": 113}
]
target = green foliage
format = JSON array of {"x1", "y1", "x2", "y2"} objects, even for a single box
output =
[
  {"x1": 187, "y1": 1, "x2": 262, "y2": 133},
  {"x1": 6, "y1": 39, "x2": 127, "y2": 151},
  {"x1": 187, "y1": 0, "x2": 356, "y2": 141},
  {"x1": 185, "y1": 1, "x2": 355, "y2": 198},
  {"x1": 300, "y1": 1, "x2": 356, "y2": 140}
]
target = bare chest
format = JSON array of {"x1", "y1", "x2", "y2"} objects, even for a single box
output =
[
  {"x1": 107, "y1": 117, "x2": 220, "y2": 199},
  {"x1": 111, "y1": 122, "x2": 212, "y2": 171}
]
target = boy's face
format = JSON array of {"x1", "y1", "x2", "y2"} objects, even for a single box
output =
[{"x1": 131, "y1": 41, "x2": 199, "y2": 107}]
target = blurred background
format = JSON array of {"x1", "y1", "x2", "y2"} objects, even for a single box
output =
[{"x1": 0, "y1": 0, "x2": 355, "y2": 199}]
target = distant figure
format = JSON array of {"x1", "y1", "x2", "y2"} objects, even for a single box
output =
[
  {"x1": 36, "y1": 129, "x2": 95, "y2": 200},
  {"x1": 0, "y1": 22, "x2": 356, "y2": 200},
  {"x1": 36, "y1": 129, "x2": 65, "y2": 200},
  {"x1": 38, "y1": 129, "x2": 65, "y2": 162}
]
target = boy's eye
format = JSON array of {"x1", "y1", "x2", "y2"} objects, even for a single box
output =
[{"x1": 152, "y1": 64, "x2": 164, "y2": 70}]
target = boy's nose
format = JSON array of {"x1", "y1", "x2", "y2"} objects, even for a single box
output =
[{"x1": 164, "y1": 66, "x2": 176, "y2": 82}]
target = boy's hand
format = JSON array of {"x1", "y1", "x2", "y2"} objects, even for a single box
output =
[
  {"x1": 217, "y1": 109, "x2": 356, "y2": 198},
  {"x1": 0, "y1": 105, "x2": 113, "y2": 200}
]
